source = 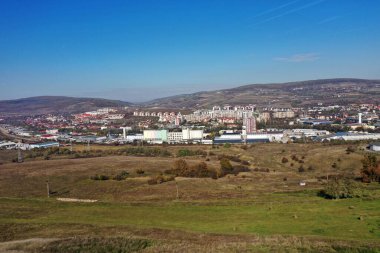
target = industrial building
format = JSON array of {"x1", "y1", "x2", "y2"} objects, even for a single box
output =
[
  {"x1": 214, "y1": 132, "x2": 283, "y2": 144},
  {"x1": 182, "y1": 128, "x2": 203, "y2": 143},
  {"x1": 321, "y1": 132, "x2": 380, "y2": 141},
  {"x1": 143, "y1": 130, "x2": 168, "y2": 144},
  {"x1": 29, "y1": 142, "x2": 60, "y2": 149},
  {"x1": 143, "y1": 129, "x2": 204, "y2": 144},
  {"x1": 168, "y1": 131, "x2": 183, "y2": 143},
  {"x1": 125, "y1": 134, "x2": 143, "y2": 143}
]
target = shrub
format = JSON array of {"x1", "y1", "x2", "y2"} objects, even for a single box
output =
[
  {"x1": 298, "y1": 166, "x2": 305, "y2": 173},
  {"x1": 177, "y1": 149, "x2": 191, "y2": 157},
  {"x1": 223, "y1": 143, "x2": 231, "y2": 148},
  {"x1": 167, "y1": 160, "x2": 217, "y2": 178},
  {"x1": 232, "y1": 165, "x2": 250, "y2": 175},
  {"x1": 361, "y1": 154, "x2": 380, "y2": 182},
  {"x1": 99, "y1": 175, "x2": 109, "y2": 180},
  {"x1": 90, "y1": 174, "x2": 109, "y2": 180},
  {"x1": 346, "y1": 146, "x2": 356, "y2": 154},
  {"x1": 320, "y1": 178, "x2": 364, "y2": 199},
  {"x1": 135, "y1": 169, "x2": 145, "y2": 175},
  {"x1": 256, "y1": 168, "x2": 269, "y2": 173},
  {"x1": 177, "y1": 149, "x2": 207, "y2": 157},
  {"x1": 147, "y1": 175, "x2": 174, "y2": 185},
  {"x1": 281, "y1": 157, "x2": 289, "y2": 163},
  {"x1": 113, "y1": 170, "x2": 129, "y2": 181},
  {"x1": 173, "y1": 159, "x2": 189, "y2": 172},
  {"x1": 220, "y1": 158, "x2": 233, "y2": 174}
]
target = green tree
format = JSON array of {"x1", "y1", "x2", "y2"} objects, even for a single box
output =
[
  {"x1": 361, "y1": 154, "x2": 380, "y2": 182},
  {"x1": 321, "y1": 178, "x2": 363, "y2": 199},
  {"x1": 220, "y1": 158, "x2": 233, "y2": 174}
]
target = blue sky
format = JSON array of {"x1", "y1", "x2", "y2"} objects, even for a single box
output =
[{"x1": 1, "y1": 0, "x2": 380, "y2": 102}]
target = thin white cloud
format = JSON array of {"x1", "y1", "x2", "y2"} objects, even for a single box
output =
[
  {"x1": 274, "y1": 53, "x2": 320, "y2": 62},
  {"x1": 252, "y1": 0, "x2": 326, "y2": 26},
  {"x1": 318, "y1": 16, "x2": 341, "y2": 25},
  {"x1": 254, "y1": 0, "x2": 302, "y2": 18}
]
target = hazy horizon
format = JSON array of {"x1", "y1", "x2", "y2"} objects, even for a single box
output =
[{"x1": 2, "y1": 76, "x2": 379, "y2": 103}]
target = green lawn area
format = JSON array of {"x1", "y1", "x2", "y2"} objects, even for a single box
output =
[{"x1": 1, "y1": 191, "x2": 379, "y2": 242}]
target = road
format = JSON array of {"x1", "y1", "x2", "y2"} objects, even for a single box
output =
[{"x1": 0, "y1": 126, "x2": 36, "y2": 142}]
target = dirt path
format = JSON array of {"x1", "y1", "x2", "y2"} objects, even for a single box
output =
[{"x1": 0, "y1": 238, "x2": 58, "y2": 253}]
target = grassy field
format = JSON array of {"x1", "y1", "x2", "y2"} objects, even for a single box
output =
[{"x1": 0, "y1": 142, "x2": 379, "y2": 252}]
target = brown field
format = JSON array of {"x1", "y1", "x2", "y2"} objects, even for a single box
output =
[
  {"x1": 0, "y1": 142, "x2": 379, "y2": 252},
  {"x1": 0, "y1": 143, "x2": 369, "y2": 202}
]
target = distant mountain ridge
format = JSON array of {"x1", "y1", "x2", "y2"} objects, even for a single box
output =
[
  {"x1": 1, "y1": 78, "x2": 379, "y2": 114},
  {"x1": 143, "y1": 78, "x2": 380, "y2": 109},
  {"x1": 0, "y1": 96, "x2": 132, "y2": 115}
]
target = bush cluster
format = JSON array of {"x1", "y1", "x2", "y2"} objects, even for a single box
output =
[
  {"x1": 361, "y1": 154, "x2": 380, "y2": 183},
  {"x1": 320, "y1": 178, "x2": 365, "y2": 199},
  {"x1": 90, "y1": 174, "x2": 110, "y2": 181},
  {"x1": 113, "y1": 170, "x2": 129, "y2": 181},
  {"x1": 177, "y1": 149, "x2": 207, "y2": 157},
  {"x1": 147, "y1": 174, "x2": 175, "y2": 185},
  {"x1": 25, "y1": 147, "x2": 172, "y2": 160},
  {"x1": 135, "y1": 169, "x2": 145, "y2": 175},
  {"x1": 253, "y1": 168, "x2": 270, "y2": 173},
  {"x1": 166, "y1": 159, "x2": 217, "y2": 178}
]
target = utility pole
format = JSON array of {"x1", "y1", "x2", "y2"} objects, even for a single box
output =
[
  {"x1": 175, "y1": 181, "x2": 179, "y2": 200},
  {"x1": 70, "y1": 139, "x2": 73, "y2": 152},
  {"x1": 17, "y1": 146, "x2": 23, "y2": 163},
  {"x1": 87, "y1": 140, "x2": 90, "y2": 152},
  {"x1": 46, "y1": 180, "x2": 50, "y2": 198}
]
